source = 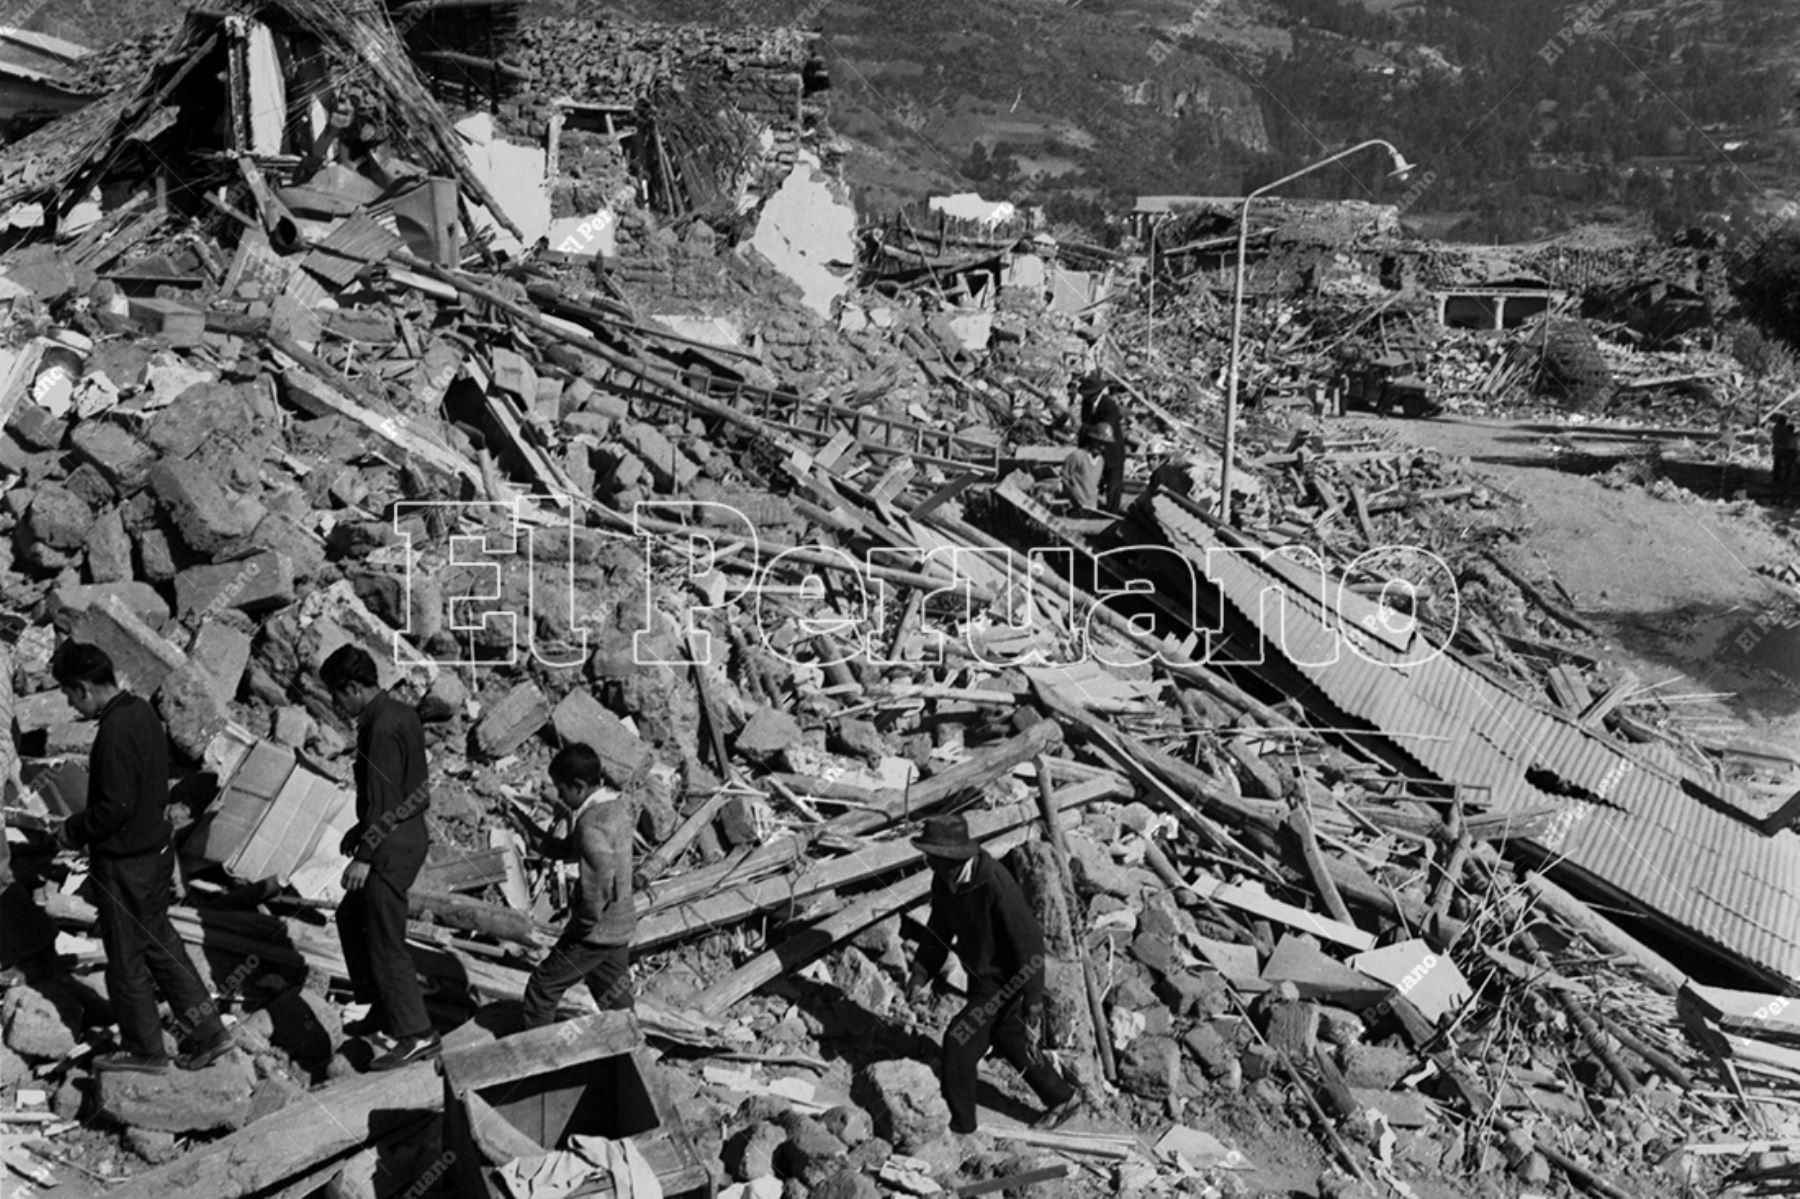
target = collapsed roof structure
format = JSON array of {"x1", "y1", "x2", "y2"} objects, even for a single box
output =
[{"x1": 0, "y1": 2, "x2": 1794, "y2": 1196}]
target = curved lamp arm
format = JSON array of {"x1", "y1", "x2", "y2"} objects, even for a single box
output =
[{"x1": 1219, "y1": 140, "x2": 1414, "y2": 525}]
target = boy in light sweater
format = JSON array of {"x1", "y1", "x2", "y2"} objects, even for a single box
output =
[{"x1": 520, "y1": 744, "x2": 637, "y2": 1027}]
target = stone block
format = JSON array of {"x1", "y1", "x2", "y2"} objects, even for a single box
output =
[
  {"x1": 1265, "y1": 935, "x2": 1391, "y2": 1009},
  {"x1": 249, "y1": 512, "x2": 327, "y2": 582},
  {"x1": 70, "y1": 420, "x2": 156, "y2": 492},
  {"x1": 15, "y1": 689, "x2": 77, "y2": 733},
  {"x1": 0, "y1": 1042, "x2": 28, "y2": 1087},
  {"x1": 48, "y1": 580, "x2": 170, "y2": 629},
  {"x1": 552, "y1": 687, "x2": 653, "y2": 786},
  {"x1": 174, "y1": 551, "x2": 295, "y2": 620},
  {"x1": 1116, "y1": 1034, "x2": 1182, "y2": 1100},
  {"x1": 1182, "y1": 1023, "x2": 1238, "y2": 1079},
  {"x1": 819, "y1": 1105, "x2": 873, "y2": 1148},
  {"x1": 584, "y1": 389, "x2": 631, "y2": 422},
  {"x1": 149, "y1": 458, "x2": 266, "y2": 558},
  {"x1": 63, "y1": 463, "x2": 117, "y2": 508},
  {"x1": 26, "y1": 485, "x2": 93, "y2": 549},
  {"x1": 2, "y1": 985, "x2": 77, "y2": 1060},
  {"x1": 855, "y1": 1059, "x2": 949, "y2": 1152},
  {"x1": 70, "y1": 594, "x2": 187, "y2": 696},
  {"x1": 84, "y1": 507, "x2": 133, "y2": 583},
  {"x1": 734, "y1": 706, "x2": 803, "y2": 766},
  {"x1": 1265, "y1": 994, "x2": 1321, "y2": 1063},
  {"x1": 489, "y1": 346, "x2": 538, "y2": 401},
  {"x1": 96, "y1": 1049, "x2": 254, "y2": 1132},
  {"x1": 271, "y1": 705, "x2": 315, "y2": 748},
  {"x1": 474, "y1": 680, "x2": 549, "y2": 758},
  {"x1": 724, "y1": 1121, "x2": 785, "y2": 1182},
  {"x1": 189, "y1": 621, "x2": 252, "y2": 698},
  {"x1": 8, "y1": 401, "x2": 65, "y2": 450},
  {"x1": 156, "y1": 661, "x2": 231, "y2": 761},
  {"x1": 134, "y1": 523, "x2": 184, "y2": 580},
  {"x1": 773, "y1": 1113, "x2": 848, "y2": 1188},
  {"x1": 618, "y1": 421, "x2": 699, "y2": 492},
  {"x1": 45, "y1": 722, "x2": 96, "y2": 756},
  {"x1": 1340, "y1": 1043, "x2": 1416, "y2": 1090}
]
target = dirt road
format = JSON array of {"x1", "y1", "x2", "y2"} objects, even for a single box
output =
[{"x1": 1359, "y1": 410, "x2": 1800, "y2": 749}]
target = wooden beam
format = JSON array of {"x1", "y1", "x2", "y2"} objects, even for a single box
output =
[
  {"x1": 694, "y1": 866, "x2": 931, "y2": 1016},
  {"x1": 1522, "y1": 872, "x2": 1686, "y2": 996},
  {"x1": 638, "y1": 772, "x2": 1128, "y2": 951},
  {"x1": 441, "y1": 1010, "x2": 642, "y2": 1092},
  {"x1": 1285, "y1": 805, "x2": 1354, "y2": 926},
  {"x1": 1034, "y1": 756, "x2": 1117, "y2": 1085},
  {"x1": 108, "y1": 1023, "x2": 498, "y2": 1199},
  {"x1": 634, "y1": 720, "x2": 1063, "y2": 918}
]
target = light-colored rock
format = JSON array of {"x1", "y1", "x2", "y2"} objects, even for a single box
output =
[{"x1": 858, "y1": 1059, "x2": 950, "y2": 1152}]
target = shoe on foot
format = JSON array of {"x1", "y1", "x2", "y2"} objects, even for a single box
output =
[
  {"x1": 176, "y1": 1031, "x2": 234, "y2": 1071},
  {"x1": 95, "y1": 1051, "x2": 172, "y2": 1074},
  {"x1": 368, "y1": 1032, "x2": 441, "y2": 1072},
  {"x1": 1034, "y1": 1093, "x2": 1084, "y2": 1130}
]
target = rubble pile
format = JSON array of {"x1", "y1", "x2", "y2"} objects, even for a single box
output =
[{"x1": 0, "y1": 5, "x2": 1795, "y2": 1199}]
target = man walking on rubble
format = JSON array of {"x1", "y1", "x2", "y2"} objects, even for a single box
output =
[
  {"x1": 517, "y1": 744, "x2": 637, "y2": 1027},
  {"x1": 321, "y1": 645, "x2": 440, "y2": 1071},
  {"x1": 906, "y1": 813, "x2": 1082, "y2": 1135},
  {"x1": 1076, "y1": 372, "x2": 1130, "y2": 511},
  {"x1": 52, "y1": 643, "x2": 234, "y2": 1072}
]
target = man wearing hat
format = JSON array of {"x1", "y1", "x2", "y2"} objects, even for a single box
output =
[
  {"x1": 1076, "y1": 373, "x2": 1130, "y2": 511},
  {"x1": 906, "y1": 813, "x2": 1081, "y2": 1134}
]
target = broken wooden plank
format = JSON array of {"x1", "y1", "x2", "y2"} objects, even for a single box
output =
[
  {"x1": 1578, "y1": 670, "x2": 1638, "y2": 728},
  {"x1": 1286, "y1": 805, "x2": 1355, "y2": 926},
  {"x1": 107, "y1": 1021, "x2": 500, "y2": 1199},
  {"x1": 126, "y1": 296, "x2": 203, "y2": 346},
  {"x1": 638, "y1": 772, "x2": 1127, "y2": 951},
  {"x1": 1185, "y1": 871, "x2": 1376, "y2": 952},
  {"x1": 1523, "y1": 872, "x2": 1686, "y2": 995},
  {"x1": 417, "y1": 848, "x2": 514, "y2": 895},
  {"x1": 1681, "y1": 982, "x2": 1800, "y2": 1039},
  {"x1": 1485, "y1": 552, "x2": 1598, "y2": 637},
  {"x1": 1035, "y1": 756, "x2": 1117, "y2": 1086},
  {"x1": 694, "y1": 862, "x2": 932, "y2": 1016},
  {"x1": 275, "y1": 358, "x2": 480, "y2": 488}
]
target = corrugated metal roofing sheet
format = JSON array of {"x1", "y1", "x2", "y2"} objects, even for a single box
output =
[{"x1": 1150, "y1": 495, "x2": 1800, "y2": 985}]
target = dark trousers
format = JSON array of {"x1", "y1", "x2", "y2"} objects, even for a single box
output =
[
  {"x1": 940, "y1": 983, "x2": 1074, "y2": 1134},
  {"x1": 92, "y1": 847, "x2": 224, "y2": 1057},
  {"x1": 1100, "y1": 443, "x2": 1126, "y2": 511},
  {"x1": 337, "y1": 868, "x2": 431, "y2": 1040},
  {"x1": 521, "y1": 938, "x2": 633, "y2": 1029}
]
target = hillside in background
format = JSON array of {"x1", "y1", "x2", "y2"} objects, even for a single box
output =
[
  {"x1": 559, "y1": 0, "x2": 1800, "y2": 244},
  {"x1": 10, "y1": 0, "x2": 1793, "y2": 244}
]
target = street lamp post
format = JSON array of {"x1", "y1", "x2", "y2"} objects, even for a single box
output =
[
  {"x1": 1145, "y1": 212, "x2": 1167, "y2": 363},
  {"x1": 1218, "y1": 139, "x2": 1414, "y2": 525}
]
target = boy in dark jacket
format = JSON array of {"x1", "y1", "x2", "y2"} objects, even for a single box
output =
[
  {"x1": 906, "y1": 813, "x2": 1079, "y2": 1134},
  {"x1": 320, "y1": 645, "x2": 438, "y2": 1070},
  {"x1": 53, "y1": 643, "x2": 233, "y2": 1072},
  {"x1": 520, "y1": 743, "x2": 636, "y2": 1027}
]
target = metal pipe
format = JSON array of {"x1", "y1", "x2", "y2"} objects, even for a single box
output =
[{"x1": 1221, "y1": 139, "x2": 1413, "y2": 525}]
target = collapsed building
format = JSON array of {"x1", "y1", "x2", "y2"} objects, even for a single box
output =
[{"x1": 0, "y1": 2, "x2": 1795, "y2": 1198}]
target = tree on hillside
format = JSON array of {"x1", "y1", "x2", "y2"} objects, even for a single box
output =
[{"x1": 1732, "y1": 226, "x2": 1800, "y2": 348}]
